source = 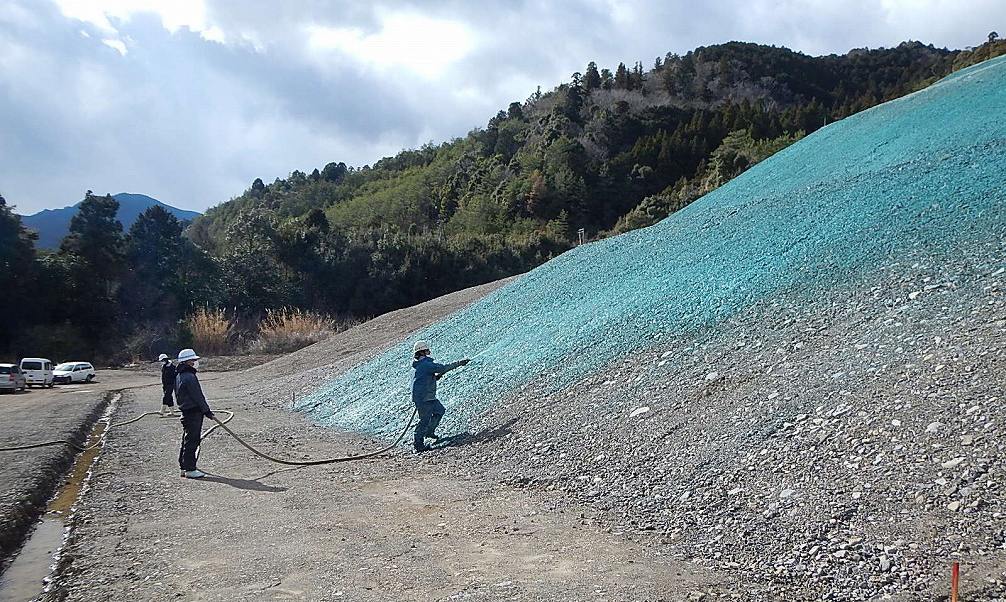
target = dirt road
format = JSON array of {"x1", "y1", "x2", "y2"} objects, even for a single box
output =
[{"x1": 41, "y1": 376, "x2": 723, "y2": 601}]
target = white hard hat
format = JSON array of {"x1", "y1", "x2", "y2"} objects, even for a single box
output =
[
  {"x1": 178, "y1": 348, "x2": 200, "y2": 362},
  {"x1": 412, "y1": 340, "x2": 430, "y2": 354},
  {"x1": 158, "y1": 353, "x2": 169, "y2": 361}
]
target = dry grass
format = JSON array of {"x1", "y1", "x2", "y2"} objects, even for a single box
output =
[
  {"x1": 246, "y1": 308, "x2": 349, "y2": 354},
  {"x1": 186, "y1": 307, "x2": 233, "y2": 355}
]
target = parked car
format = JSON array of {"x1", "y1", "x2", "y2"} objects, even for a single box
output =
[
  {"x1": 53, "y1": 362, "x2": 96, "y2": 384},
  {"x1": 0, "y1": 363, "x2": 27, "y2": 392},
  {"x1": 19, "y1": 357, "x2": 54, "y2": 388}
]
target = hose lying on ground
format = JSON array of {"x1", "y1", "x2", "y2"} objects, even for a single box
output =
[
  {"x1": 208, "y1": 408, "x2": 417, "y2": 465},
  {"x1": 0, "y1": 411, "x2": 236, "y2": 453},
  {"x1": 0, "y1": 408, "x2": 417, "y2": 465}
]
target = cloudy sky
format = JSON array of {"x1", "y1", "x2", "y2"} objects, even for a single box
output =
[{"x1": 1, "y1": 0, "x2": 1002, "y2": 214}]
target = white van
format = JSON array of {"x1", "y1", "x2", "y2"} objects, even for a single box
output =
[{"x1": 19, "y1": 358, "x2": 54, "y2": 388}]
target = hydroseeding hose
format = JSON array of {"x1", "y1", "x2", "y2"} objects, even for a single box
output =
[
  {"x1": 0, "y1": 404, "x2": 420, "y2": 465},
  {"x1": 0, "y1": 354, "x2": 485, "y2": 463},
  {"x1": 0, "y1": 354, "x2": 484, "y2": 467}
]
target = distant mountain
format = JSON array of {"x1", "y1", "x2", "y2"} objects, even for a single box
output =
[{"x1": 21, "y1": 193, "x2": 201, "y2": 249}]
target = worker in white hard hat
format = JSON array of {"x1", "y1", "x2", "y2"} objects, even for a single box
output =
[
  {"x1": 174, "y1": 348, "x2": 215, "y2": 478},
  {"x1": 411, "y1": 340, "x2": 470, "y2": 453},
  {"x1": 158, "y1": 353, "x2": 177, "y2": 416}
]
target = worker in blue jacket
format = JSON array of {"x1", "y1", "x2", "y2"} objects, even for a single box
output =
[
  {"x1": 175, "y1": 348, "x2": 215, "y2": 478},
  {"x1": 411, "y1": 341, "x2": 469, "y2": 453}
]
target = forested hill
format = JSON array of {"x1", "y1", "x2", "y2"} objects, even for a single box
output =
[
  {"x1": 186, "y1": 39, "x2": 1005, "y2": 319},
  {"x1": 3, "y1": 38, "x2": 1004, "y2": 361}
]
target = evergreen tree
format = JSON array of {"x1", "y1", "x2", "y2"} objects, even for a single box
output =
[
  {"x1": 59, "y1": 192, "x2": 125, "y2": 344},
  {"x1": 120, "y1": 205, "x2": 186, "y2": 323},
  {"x1": 614, "y1": 62, "x2": 629, "y2": 89},
  {"x1": 0, "y1": 201, "x2": 38, "y2": 352},
  {"x1": 584, "y1": 61, "x2": 601, "y2": 90}
]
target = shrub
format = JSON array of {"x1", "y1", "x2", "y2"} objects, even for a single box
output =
[
  {"x1": 185, "y1": 307, "x2": 233, "y2": 355},
  {"x1": 245, "y1": 308, "x2": 351, "y2": 354}
]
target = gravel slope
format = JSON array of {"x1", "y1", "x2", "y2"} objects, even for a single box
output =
[{"x1": 235, "y1": 57, "x2": 1006, "y2": 600}]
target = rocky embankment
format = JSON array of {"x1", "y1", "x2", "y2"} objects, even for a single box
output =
[{"x1": 452, "y1": 255, "x2": 1006, "y2": 601}]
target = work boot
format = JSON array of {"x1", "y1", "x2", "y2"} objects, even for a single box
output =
[
  {"x1": 161, "y1": 404, "x2": 176, "y2": 416},
  {"x1": 414, "y1": 443, "x2": 431, "y2": 453},
  {"x1": 182, "y1": 470, "x2": 205, "y2": 478},
  {"x1": 427, "y1": 433, "x2": 440, "y2": 442}
]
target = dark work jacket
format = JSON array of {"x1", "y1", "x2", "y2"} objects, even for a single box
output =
[
  {"x1": 175, "y1": 363, "x2": 211, "y2": 415},
  {"x1": 411, "y1": 355, "x2": 463, "y2": 404},
  {"x1": 161, "y1": 361, "x2": 176, "y2": 389}
]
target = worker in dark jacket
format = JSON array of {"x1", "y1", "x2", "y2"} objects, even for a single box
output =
[
  {"x1": 411, "y1": 341, "x2": 469, "y2": 453},
  {"x1": 158, "y1": 353, "x2": 177, "y2": 416},
  {"x1": 175, "y1": 348, "x2": 214, "y2": 478}
]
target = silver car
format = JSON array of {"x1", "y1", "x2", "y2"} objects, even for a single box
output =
[{"x1": 0, "y1": 363, "x2": 27, "y2": 392}]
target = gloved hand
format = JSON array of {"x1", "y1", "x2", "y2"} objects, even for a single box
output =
[
  {"x1": 460, "y1": 359, "x2": 470, "y2": 366},
  {"x1": 205, "y1": 411, "x2": 215, "y2": 420}
]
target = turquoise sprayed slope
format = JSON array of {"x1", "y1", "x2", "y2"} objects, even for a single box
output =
[{"x1": 295, "y1": 56, "x2": 1006, "y2": 438}]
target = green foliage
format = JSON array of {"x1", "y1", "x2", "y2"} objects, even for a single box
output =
[
  {"x1": 609, "y1": 129, "x2": 805, "y2": 235},
  {"x1": 8, "y1": 40, "x2": 1002, "y2": 361},
  {"x1": 60, "y1": 192, "x2": 124, "y2": 284},
  {"x1": 0, "y1": 202, "x2": 38, "y2": 351},
  {"x1": 56, "y1": 192, "x2": 125, "y2": 346},
  {"x1": 120, "y1": 206, "x2": 185, "y2": 318}
]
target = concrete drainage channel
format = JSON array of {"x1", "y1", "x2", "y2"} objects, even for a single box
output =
[{"x1": 0, "y1": 393, "x2": 121, "y2": 602}]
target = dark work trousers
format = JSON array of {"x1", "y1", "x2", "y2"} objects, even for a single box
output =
[
  {"x1": 414, "y1": 399, "x2": 445, "y2": 448},
  {"x1": 179, "y1": 410, "x2": 204, "y2": 472},
  {"x1": 162, "y1": 385, "x2": 175, "y2": 407}
]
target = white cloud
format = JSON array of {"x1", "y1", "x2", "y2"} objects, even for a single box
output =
[
  {"x1": 102, "y1": 37, "x2": 127, "y2": 54},
  {"x1": 51, "y1": 0, "x2": 208, "y2": 32},
  {"x1": 306, "y1": 12, "x2": 475, "y2": 79}
]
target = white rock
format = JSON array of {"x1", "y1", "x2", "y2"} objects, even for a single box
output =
[
  {"x1": 925, "y1": 421, "x2": 944, "y2": 434},
  {"x1": 629, "y1": 406, "x2": 650, "y2": 418},
  {"x1": 705, "y1": 371, "x2": 719, "y2": 381},
  {"x1": 941, "y1": 457, "x2": 965, "y2": 469}
]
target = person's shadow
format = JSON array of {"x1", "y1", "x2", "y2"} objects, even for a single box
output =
[
  {"x1": 197, "y1": 474, "x2": 287, "y2": 492},
  {"x1": 431, "y1": 417, "x2": 519, "y2": 450}
]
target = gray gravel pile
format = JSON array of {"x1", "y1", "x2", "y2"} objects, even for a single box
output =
[{"x1": 448, "y1": 247, "x2": 1006, "y2": 601}]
